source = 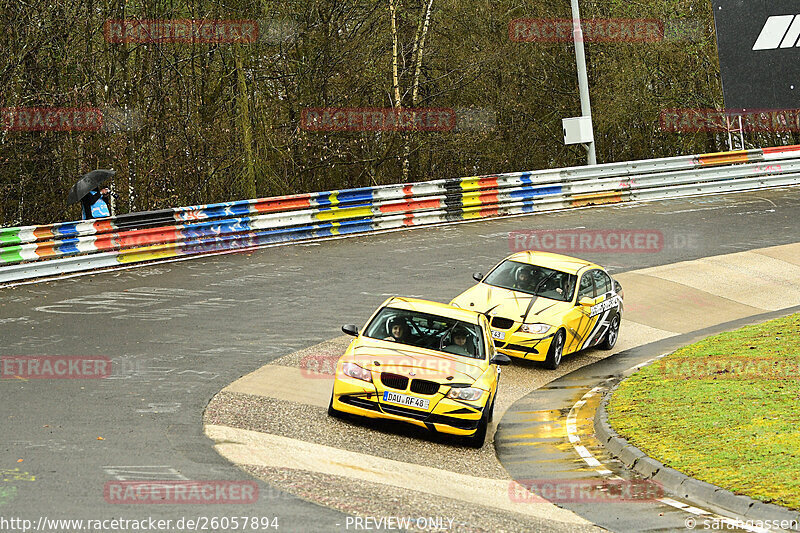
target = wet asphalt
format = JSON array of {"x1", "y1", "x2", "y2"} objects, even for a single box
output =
[{"x1": 1, "y1": 187, "x2": 799, "y2": 532}]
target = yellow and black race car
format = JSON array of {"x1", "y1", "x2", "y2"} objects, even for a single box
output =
[
  {"x1": 328, "y1": 297, "x2": 510, "y2": 447},
  {"x1": 450, "y1": 251, "x2": 623, "y2": 369}
]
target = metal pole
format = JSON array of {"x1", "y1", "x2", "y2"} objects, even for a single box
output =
[{"x1": 570, "y1": 0, "x2": 597, "y2": 165}]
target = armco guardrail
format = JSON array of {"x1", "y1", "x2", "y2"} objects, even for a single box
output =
[{"x1": 2, "y1": 144, "x2": 800, "y2": 284}]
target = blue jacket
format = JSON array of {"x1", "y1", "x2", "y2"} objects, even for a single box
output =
[{"x1": 81, "y1": 191, "x2": 110, "y2": 220}]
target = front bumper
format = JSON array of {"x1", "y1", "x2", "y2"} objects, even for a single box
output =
[
  {"x1": 491, "y1": 329, "x2": 556, "y2": 361},
  {"x1": 330, "y1": 376, "x2": 488, "y2": 436}
]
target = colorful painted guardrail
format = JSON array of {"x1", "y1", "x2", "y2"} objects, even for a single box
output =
[{"x1": 2, "y1": 145, "x2": 800, "y2": 284}]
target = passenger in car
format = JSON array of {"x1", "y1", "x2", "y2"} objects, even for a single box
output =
[{"x1": 444, "y1": 328, "x2": 472, "y2": 356}]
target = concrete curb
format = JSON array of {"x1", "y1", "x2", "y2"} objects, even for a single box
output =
[{"x1": 595, "y1": 386, "x2": 800, "y2": 531}]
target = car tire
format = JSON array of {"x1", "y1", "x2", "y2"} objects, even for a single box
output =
[
  {"x1": 543, "y1": 330, "x2": 565, "y2": 370},
  {"x1": 487, "y1": 392, "x2": 496, "y2": 423},
  {"x1": 327, "y1": 395, "x2": 343, "y2": 419},
  {"x1": 465, "y1": 400, "x2": 492, "y2": 448},
  {"x1": 599, "y1": 314, "x2": 621, "y2": 350}
]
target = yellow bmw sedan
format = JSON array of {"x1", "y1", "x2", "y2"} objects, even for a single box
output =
[
  {"x1": 328, "y1": 297, "x2": 510, "y2": 447},
  {"x1": 450, "y1": 251, "x2": 623, "y2": 369}
]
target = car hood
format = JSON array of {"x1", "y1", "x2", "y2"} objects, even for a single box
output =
[
  {"x1": 451, "y1": 284, "x2": 573, "y2": 324},
  {"x1": 350, "y1": 338, "x2": 485, "y2": 384}
]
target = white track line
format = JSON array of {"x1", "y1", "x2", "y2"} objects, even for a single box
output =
[{"x1": 565, "y1": 364, "x2": 774, "y2": 533}]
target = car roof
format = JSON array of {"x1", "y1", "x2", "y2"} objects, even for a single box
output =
[
  {"x1": 384, "y1": 297, "x2": 484, "y2": 324},
  {"x1": 504, "y1": 251, "x2": 600, "y2": 275}
]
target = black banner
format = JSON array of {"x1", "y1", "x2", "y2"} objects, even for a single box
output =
[{"x1": 712, "y1": 0, "x2": 800, "y2": 110}]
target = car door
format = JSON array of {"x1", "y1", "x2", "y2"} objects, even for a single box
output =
[
  {"x1": 583, "y1": 269, "x2": 621, "y2": 347},
  {"x1": 562, "y1": 269, "x2": 597, "y2": 353}
]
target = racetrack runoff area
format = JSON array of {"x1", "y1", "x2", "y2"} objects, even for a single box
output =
[{"x1": 206, "y1": 241, "x2": 800, "y2": 532}]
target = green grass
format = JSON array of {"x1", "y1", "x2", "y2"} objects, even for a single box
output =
[{"x1": 607, "y1": 313, "x2": 800, "y2": 509}]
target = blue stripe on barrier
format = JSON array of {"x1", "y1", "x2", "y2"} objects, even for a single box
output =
[
  {"x1": 227, "y1": 203, "x2": 253, "y2": 216},
  {"x1": 180, "y1": 220, "x2": 252, "y2": 240},
  {"x1": 175, "y1": 217, "x2": 381, "y2": 257},
  {"x1": 510, "y1": 185, "x2": 562, "y2": 200},
  {"x1": 519, "y1": 172, "x2": 534, "y2": 184},
  {"x1": 54, "y1": 223, "x2": 80, "y2": 237},
  {"x1": 336, "y1": 188, "x2": 375, "y2": 204},
  {"x1": 56, "y1": 239, "x2": 80, "y2": 255}
]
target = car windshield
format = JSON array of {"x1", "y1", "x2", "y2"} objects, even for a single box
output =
[
  {"x1": 483, "y1": 260, "x2": 577, "y2": 302},
  {"x1": 363, "y1": 307, "x2": 485, "y2": 360}
]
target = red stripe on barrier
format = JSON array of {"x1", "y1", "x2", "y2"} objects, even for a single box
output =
[
  {"x1": 95, "y1": 220, "x2": 115, "y2": 234},
  {"x1": 478, "y1": 176, "x2": 499, "y2": 189},
  {"x1": 402, "y1": 214, "x2": 415, "y2": 226},
  {"x1": 116, "y1": 227, "x2": 181, "y2": 248},
  {"x1": 403, "y1": 185, "x2": 414, "y2": 197},
  {"x1": 379, "y1": 198, "x2": 443, "y2": 213},
  {"x1": 252, "y1": 196, "x2": 312, "y2": 213},
  {"x1": 93, "y1": 234, "x2": 115, "y2": 251},
  {"x1": 763, "y1": 145, "x2": 800, "y2": 155},
  {"x1": 478, "y1": 191, "x2": 499, "y2": 205}
]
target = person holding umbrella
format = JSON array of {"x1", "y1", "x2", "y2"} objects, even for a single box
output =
[
  {"x1": 66, "y1": 169, "x2": 115, "y2": 220},
  {"x1": 80, "y1": 187, "x2": 111, "y2": 219}
]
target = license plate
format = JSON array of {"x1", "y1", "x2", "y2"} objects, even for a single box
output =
[
  {"x1": 383, "y1": 391, "x2": 430, "y2": 410},
  {"x1": 491, "y1": 330, "x2": 506, "y2": 340}
]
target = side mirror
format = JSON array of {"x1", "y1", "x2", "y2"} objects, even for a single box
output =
[
  {"x1": 490, "y1": 353, "x2": 512, "y2": 366},
  {"x1": 473, "y1": 272, "x2": 484, "y2": 282},
  {"x1": 342, "y1": 324, "x2": 359, "y2": 337},
  {"x1": 578, "y1": 297, "x2": 594, "y2": 307}
]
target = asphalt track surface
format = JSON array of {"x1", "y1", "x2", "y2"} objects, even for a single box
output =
[{"x1": 1, "y1": 187, "x2": 800, "y2": 532}]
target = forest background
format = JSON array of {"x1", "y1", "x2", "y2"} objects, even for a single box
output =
[{"x1": 1, "y1": 0, "x2": 791, "y2": 226}]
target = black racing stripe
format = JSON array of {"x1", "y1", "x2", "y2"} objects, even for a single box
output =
[
  {"x1": 339, "y1": 395, "x2": 381, "y2": 411},
  {"x1": 427, "y1": 414, "x2": 480, "y2": 430},
  {"x1": 581, "y1": 309, "x2": 610, "y2": 349},
  {"x1": 445, "y1": 407, "x2": 480, "y2": 415},
  {"x1": 505, "y1": 343, "x2": 540, "y2": 354}
]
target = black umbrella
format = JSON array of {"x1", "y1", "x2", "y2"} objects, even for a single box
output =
[{"x1": 67, "y1": 169, "x2": 115, "y2": 205}]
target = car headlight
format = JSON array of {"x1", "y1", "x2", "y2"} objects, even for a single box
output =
[
  {"x1": 447, "y1": 387, "x2": 484, "y2": 401},
  {"x1": 342, "y1": 362, "x2": 372, "y2": 383},
  {"x1": 520, "y1": 323, "x2": 551, "y2": 335}
]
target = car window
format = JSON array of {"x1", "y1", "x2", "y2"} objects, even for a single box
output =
[
  {"x1": 363, "y1": 307, "x2": 486, "y2": 359},
  {"x1": 591, "y1": 270, "x2": 612, "y2": 296},
  {"x1": 483, "y1": 260, "x2": 577, "y2": 302},
  {"x1": 577, "y1": 272, "x2": 595, "y2": 299}
]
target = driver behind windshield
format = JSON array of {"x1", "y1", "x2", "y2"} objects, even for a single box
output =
[{"x1": 514, "y1": 267, "x2": 539, "y2": 291}]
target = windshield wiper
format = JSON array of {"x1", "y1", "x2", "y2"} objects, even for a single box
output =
[
  {"x1": 520, "y1": 271, "x2": 557, "y2": 319},
  {"x1": 533, "y1": 270, "x2": 557, "y2": 296}
]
